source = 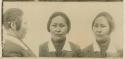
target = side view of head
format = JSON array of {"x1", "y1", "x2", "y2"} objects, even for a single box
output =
[
  {"x1": 3, "y1": 8, "x2": 27, "y2": 39},
  {"x1": 3, "y1": 8, "x2": 23, "y2": 31},
  {"x1": 92, "y1": 12, "x2": 114, "y2": 38},
  {"x1": 47, "y1": 12, "x2": 71, "y2": 40}
]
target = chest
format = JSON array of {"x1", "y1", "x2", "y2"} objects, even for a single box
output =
[{"x1": 47, "y1": 51, "x2": 75, "y2": 57}]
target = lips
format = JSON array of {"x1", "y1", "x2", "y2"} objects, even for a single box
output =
[
  {"x1": 55, "y1": 34, "x2": 63, "y2": 36},
  {"x1": 96, "y1": 33, "x2": 104, "y2": 37}
]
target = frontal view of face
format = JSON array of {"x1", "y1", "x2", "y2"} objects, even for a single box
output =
[
  {"x1": 93, "y1": 16, "x2": 110, "y2": 39},
  {"x1": 50, "y1": 16, "x2": 68, "y2": 41}
]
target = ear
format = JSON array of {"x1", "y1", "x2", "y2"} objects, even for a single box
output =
[{"x1": 10, "y1": 21, "x2": 16, "y2": 31}]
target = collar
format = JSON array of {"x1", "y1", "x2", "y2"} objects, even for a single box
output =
[
  {"x1": 3, "y1": 28, "x2": 28, "y2": 50},
  {"x1": 48, "y1": 39, "x2": 72, "y2": 52},
  {"x1": 93, "y1": 39, "x2": 117, "y2": 53}
]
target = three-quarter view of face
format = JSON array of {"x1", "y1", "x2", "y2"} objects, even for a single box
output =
[
  {"x1": 92, "y1": 16, "x2": 110, "y2": 38},
  {"x1": 92, "y1": 12, "x2": 114, "y2": 41}
]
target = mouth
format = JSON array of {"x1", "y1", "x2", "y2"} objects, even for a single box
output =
[
  {"x1": 96, "y1": 33, "x2": 104, "y2": 37},
  {"x1": 55, "y1": 34, "x2": 63, "y2": 36},
  {"x1": 97, "y1": 39, "x2": 107, "y2": 44}
]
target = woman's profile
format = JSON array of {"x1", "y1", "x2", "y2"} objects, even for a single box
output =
[{"x1": 2, "y1": 8, "x2": 36, "y2": 57}]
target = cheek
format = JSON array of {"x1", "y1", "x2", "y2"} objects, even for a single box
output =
[
  {"x1": 49, "y1": 27, "x2": 54, "y2": 33},
  {"x1": 62, "y1": 27, "x2": 68, "y2": 33},
  {"x1": 92, "y1": 27, "x2": 96, "y2": 33},
  {"x1": 16, "y1": 23, "x2": 21, "y2": 31},
  {"x1": 49, "y1": 26, "x2": 57, "y2": 34},
  {"x1": 102, "y1": 27, "x2": 110, "y2": 34}
]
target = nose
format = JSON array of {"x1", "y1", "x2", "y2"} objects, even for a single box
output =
[
  {"x1": 96, "y1": 27, "x2": 102, "y2": 33},
  {"x1": 55, "y1": 27, "x2": 61, "y2": 33}
]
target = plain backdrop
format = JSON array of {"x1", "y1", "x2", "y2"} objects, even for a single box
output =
[{"x1": 3, "y1": 2, "x2": 123, "y2": 56}]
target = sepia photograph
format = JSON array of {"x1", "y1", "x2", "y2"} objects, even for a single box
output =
[
  {"x1": 2, "y1": 8, "x2": 36, "y2": 57},
  {"x1": 3, "y1": 0, "x2": 123, "y2": 2},
  {"x1": 38, "y1": 0, "x2": 123, "y2": 2},
  {"x1": 2, "y1": 2, "x2": 123, "y2": 58},
  {"x1": 3, "y1": 0, "x2": 34, "y2": 1}
]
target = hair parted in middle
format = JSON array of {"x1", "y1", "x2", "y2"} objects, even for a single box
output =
[{"x1": 47, "y1": 12, "x2": 71, "y2": 33}]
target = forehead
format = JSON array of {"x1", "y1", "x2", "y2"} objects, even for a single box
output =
[
  {"x1": 94, "y1": 16, "x2": 109, "y2": 24},
  {"x1": 51, "y1": 16, "x2": 66, "y2": 24}
]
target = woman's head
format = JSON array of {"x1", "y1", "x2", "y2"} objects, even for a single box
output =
[
  {"x1": 3, "y1": 8, "x2": 23, "y2": 31},
  {"x1": 47, "y1": 12, "x2": 71, "y2": 40},
  {"x1": 3, "y1": 8, "x2": 27, "y2": 39},
  {"x1": 92, "y1": 12, "x2": 114, "y2": 39}
]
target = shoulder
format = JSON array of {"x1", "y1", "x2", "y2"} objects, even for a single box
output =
[
  {"x1": 83, "y1": 44, "x2": 93, "y2": 51},
  {"x1": 109, "y1": 44, "x2": 123, "y2": 57},
  {"x1": 117, "y1": 49, "x2": 123, "y2": 57},
  {"x1": 39, "y1": 41, "x2": 48, "y2": 50},
  {"x1": 39, "y1": 41, "x2": 49, "y2": 57},
  {"x1": 3, "y1": 40, "x2": 27, "y2": 57},
  {"x1": 39, "y1": 41, "x2": 49, "y2": 53},
  {"x1": 69, "y1": 42, "x2": 81, "y2": 55},
  {"x1": 82, "y1": 44, "x2": 94, "y2": 54},
  {"x1": 69, "y1": 42, "x2": 82, "y2": 57},
  {"x1": 69, "y1": 42, "x2": 81, "y2": 51},
  {"x1": 107, "y1": 42, "x2": 123, "y2": 57},
  {"x1": 81, "y1": 44, "x2": 94, "y2": 57},
  {"x1": 4, "y1": 40, "x2": 24, "y2": 51}
]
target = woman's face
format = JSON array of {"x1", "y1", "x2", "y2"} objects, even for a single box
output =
[
  {"x1": 16, "y1": 18, "x2": 27, "y2": 40},
  {"x1": 93, "y1": 16, "x2": 110, "y2": 39},
  {"x1": 50, "y1": 16, "x2": 68, "y2": 39}
]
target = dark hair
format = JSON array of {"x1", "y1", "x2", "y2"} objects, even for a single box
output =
[
  {"x1": 3, "y1": 8, "x2": 23, "y2": 31},
  {"x1": 92, "y1": 12, "x2": 115, "y2": 34},
  {"x1": 47, "y1": 12, "x2": 71, "y2": 33}
]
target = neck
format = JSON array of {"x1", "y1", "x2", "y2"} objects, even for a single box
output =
[
  {"x1": 7, "y1": 29, "x2": 19, "y2": 39},
  {"x1": 96, "y1": 36, "x2": 110, "y2": 51},
  {"x1": 52, "y1": 36, "x2": 66, "y2": 43},
  {"x1": 52, "y1": 37, "x2": 66, "y2": 51},
  {"x1": 7, "y1": 29, "x2": 23, "y2": 40}
]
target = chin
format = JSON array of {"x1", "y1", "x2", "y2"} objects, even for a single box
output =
[
  {"x1": 55, "y1": 36, "x2": 63, "y2": 39},
  {"x1": 96, "y1": 33, "x2": 105, "y2": 37},
  {"x1": 96, "y1": 38, "x2": 104, "y2": 41}
]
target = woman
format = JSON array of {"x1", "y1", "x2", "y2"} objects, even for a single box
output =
[
  {"x1": 3, "y1": 8, "x2": 36, "y2": 57},
  {"x1": 38, "y1": 0, "x2": 122, "y2": 2},
  {"x1": 39, "y1": 12, "x2": 81, "y2": 57},
  {"x1": 82, "y1": 12, "x2": 123, "y2": 57}
]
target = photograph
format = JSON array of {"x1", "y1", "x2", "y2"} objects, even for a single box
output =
[
  {"x1": 38, "y1": 0, "x2": 123, "y2": 2},
  {"x1": 2, "y1": 2, "x2": 123, "y2": 58},
  {"x1": 3, "y1": 0, "x2": 34, "y2": 1},
  {"x1": 2, "y1": 8, "x2": 36, "y2": 57},
  {"x1": 3, "y1": 0, "x2": 123, "y2": 2},
  {"x1": 39, "y1": 12, "x2": 81, "y2": 57}
]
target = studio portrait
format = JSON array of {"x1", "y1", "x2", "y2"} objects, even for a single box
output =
[
  {"x1": 2, "y1": 2, "x2": 123, "y2": 58},
  {"x1": 3, "y1": 0, "x2": 34, "y2": 1},
  {"x1": 82, "y1": 12, "x2": 123, "y2": 57},
  {"x1": 2, "y1": 0, "x2": 122, "y2": 2},
  {"x1": 38, "y1": 0, "x2": 122, "y2": 2},
  {"x1": 2, "y1": 8, "x2": 36, "y2": 57},
  {"x1": 39, "y1": 12, "x2": 81, "y2": 57}
]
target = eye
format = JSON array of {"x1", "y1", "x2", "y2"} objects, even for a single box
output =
[
  {"x1": 101, "y1": 24, "x2": 106, "y2": 28},
  {"x1": 59, "y1": 24, "x2": 65, "y2": 27},
  {"x1": 52, "y1": 24, "x2": 57, "y2": 27},
  {"x1": 94, "y1": 24, "x2": 98, "y2": 28}
]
